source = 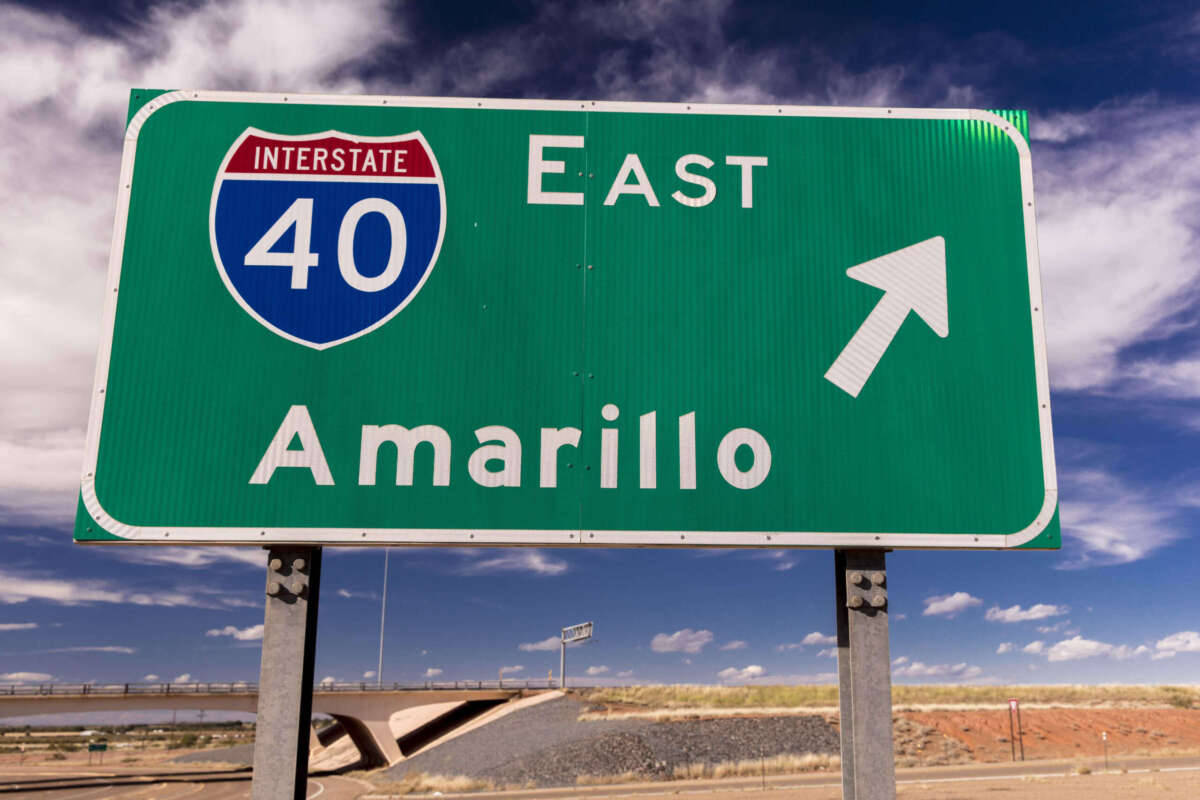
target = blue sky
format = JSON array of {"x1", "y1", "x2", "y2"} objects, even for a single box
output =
[{"x1": 2, "y1": 0, "x2": 1200, "y2": 702}]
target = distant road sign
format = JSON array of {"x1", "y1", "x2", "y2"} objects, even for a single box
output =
[
  {"x1": 77, "y1": 90, "x2": 1057, "y2": 549},
  {"x1": 562, "y1": 622, "x2": 594, "y2": 643},
  {"x1": 88, "y1": 742, "x2": 108, "y2": 752}
]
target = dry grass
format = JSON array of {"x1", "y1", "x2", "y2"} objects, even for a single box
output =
[
  {"x1": 579, "y1": 685, "x2": 1200, "y2": 711},
  {"x1": 365, "y1": 771, "x2": 494, "y2": 794},
  {"x1": 576, "y1": 770, "x2": 642, "y2": 785},
  {"x1": 672, "y1": 752, "x2": 838, "y2": 780}
]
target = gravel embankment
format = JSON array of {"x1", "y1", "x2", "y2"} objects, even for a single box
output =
[{"x1": 386, "y1": 696, "x2": 838, "y2": 787}]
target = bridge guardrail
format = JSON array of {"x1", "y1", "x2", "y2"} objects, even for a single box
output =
[{"x1": 0, "y1": 679, "x2": 556, "y2": 696}]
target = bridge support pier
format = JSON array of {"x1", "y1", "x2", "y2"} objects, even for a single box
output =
[{"x1": 251, "y1": 547, "x2": 322, "y2": 800}]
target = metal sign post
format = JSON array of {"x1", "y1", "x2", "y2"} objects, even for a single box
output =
[
  {"x1": 251, "y1": 547, "x2": 322, "y2": 800},
  {"x1": 560, "y1": 622, "x2": 594, "y2": 689},
  {"x1": 1008, "y1": 699, "x2": 1017, "y2": 761},
  {"x1": 835, "y1": 550, "x2": 895, "y2": 800},
  {"x1": 1015, "y1": 701, "x2": 1025, "y2": 760}
]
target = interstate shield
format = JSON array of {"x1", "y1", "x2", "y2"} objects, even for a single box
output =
[{"x1": 210, "y1": 129, "x2": 446, "y2": 349}]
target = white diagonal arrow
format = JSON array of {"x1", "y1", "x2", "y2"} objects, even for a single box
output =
[{"x1": 824, "y1": 236, "x2": 949, "y2": 398}]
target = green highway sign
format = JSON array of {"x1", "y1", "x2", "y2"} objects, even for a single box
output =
[{"x1": 76, "y1": 90, "x2": 1058, "y2": 549}]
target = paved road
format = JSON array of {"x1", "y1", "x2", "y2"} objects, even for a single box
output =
[
  {"x1": 358, "y1": 754, "x2": 1200, "y2": 799},
  {"x1": 0, "y1": 764, "x2": 369, "y2": 799},
  {"x1": 6, "y1": 754, "x2": 1200, "y2": 799}
]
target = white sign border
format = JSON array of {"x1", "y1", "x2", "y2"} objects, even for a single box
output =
[{"x1": 80, "y1": 90, "x2": 1057, "y2": 550}]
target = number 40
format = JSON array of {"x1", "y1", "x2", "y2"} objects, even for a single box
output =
[{"x1": 244, "y1": 197, "x2": 408, "y2": 292}]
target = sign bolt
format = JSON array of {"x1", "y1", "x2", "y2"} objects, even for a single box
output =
[
  {"x1": 870, "y1": 593, "x2": 886, "y2": 608},
  {"x1": 290, "y1": 581, "x2": 306, "y2": 595},
  {"x1": 848, "y1": 571, "x2": 863, "y2": 585},
  {"x1": 267, "y1": 582, "x2": 282, "y2": 596},
  {"x1": 269, "y1": 558, "x2": 283, "y2": 571},
  {"x1": 293, "y1": 558, "x2": 306, "y2": 571},
  {"x1": 848, "y1": 595, "x2": 864, "y2": 608},
  {"x1": 870, "y1": 571, "x2": 885, "y2": 585}
]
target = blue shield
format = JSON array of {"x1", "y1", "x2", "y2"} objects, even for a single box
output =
[{"x1": 210, "y1": 128, "x2": 446, "y2": 349}]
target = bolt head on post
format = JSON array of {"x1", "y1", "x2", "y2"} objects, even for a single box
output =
[
  {"x1": 269, "y1": 558, "x2": 283, "y2": 571},
  {"x1": 870, "y1": 593, "x2": 887, "y2": 608},
  {"x1": 870, "y1": 571, "x2": 885, "y2": 585},
  {"x1": 293, "y1": 558, "x2": 306, "y2": 571},
  {"x1": 290, "y1": 581, "x2": 305, "y2": 596},
  {"x1": 848, "y1": 595, "x2": 864, "y2": 608},
  {"x1": 848, "y1": 571, "x2": 864, "y2": 585},
  {"x1": 267, "y1": 581, "x2": 282, "y2": 596}
]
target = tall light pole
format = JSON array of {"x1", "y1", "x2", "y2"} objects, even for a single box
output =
[
  {"x1": 559, "y1": 622, "x2": 594, "y2": 689},
  {"x1": 377, "y1": 549, "x2": 389, "y2": 687}
]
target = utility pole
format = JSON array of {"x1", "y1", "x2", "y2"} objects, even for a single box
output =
[{"x1": 377, "y1": 549, "x2": 389, "y2": 687}]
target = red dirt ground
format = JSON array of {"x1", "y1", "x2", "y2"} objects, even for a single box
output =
[{"x1": 902, "y1": 707, "x2": 1200, "y2": 763}]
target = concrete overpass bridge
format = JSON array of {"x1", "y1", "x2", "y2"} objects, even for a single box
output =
[{"x1": 0, "y1": 680, "x2": 557, "y2": 768}]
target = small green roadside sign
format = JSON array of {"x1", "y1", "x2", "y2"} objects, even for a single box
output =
[
  {"x1": 88, "y1": 742, "x2": 108, "y2": 752},
  {"x1": 77, "y1": 91, "x2": 1057, "y2": 549}
]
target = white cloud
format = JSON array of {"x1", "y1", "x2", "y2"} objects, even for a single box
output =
[
  {"x1": 719, "y1": 640, "x2": 748, "y2": 651},
  {"x1": 143, "y1": 674, "x2": 159, "y2": 681},
  {"x1": 0, "y1": 623, "x2": 37, "y2": 631},
  {"x1": 586, "y1": 665, "x2": 609, "y2": 675},
  {"x1": 0, "y1": 0, "x2": 403, "y2": 521},
  {"x1": 1033, "y1": 102, "x2": 1200, "y2": 392},
  {"x1": 801, "y1": 632, "x2": 836, "y2": 646},
  {"x1": 518, "y1": 636, "x2": 561, "y2": 652},
  {"x1": 1037, "y1": 621, "x2": 1070, "y2": 634},
  {"x1": 0, "y1": 568, "x2": 202, "y2": 607},
  {"x1": 0, "y1": 671, "x2": 53, "y2": 682},
  {"x1": 362, "y1": 670, "x2": 376, "y2": 679},
  {"x1": 776, "y1": 642, "x2": 804, "y2": 652},
  {"x1": 1059, "y1": 468, "x2": 1180, "y2": 567},
  {"x1": 172, "y1": 673, "x2": 193, "y2": 683},
  {"x1": 1022, "y1": 641, "x2": 1046, "y2": 655},
  {"x1": 335, "y1": 588, "x2": 379, "y2": 600},
  {"x1": 996, "y1": 642, "x2": 1014, "y2": 654},
  {"x1": 750, "y1": 551, "x2": 797, "y2": 571},
  {"x1": 318, "y1": 676, "x2": 336, "y2": 685},
  {"x1": 892, "y1": 660, "x2": 983, "y2": 681},
  {"x1": 39, "y1": 646, "x2": 136, "y2": 654},
  {"x1": 205, "y1": 624, "x2": 264, "y2": 641},
  {"x1": 616, "y1": 669, "x2": 634, "y2": 678},
  {"x1": 456, "y1": 550, "x2": 568, "y2": 576},
  {"x1": 816, "y1": 648, "x2": 838, "y2": 658},
  {"x1": 424, "y1": 668, "x2": 443, "y2": 678},
  {"x1": 108, "y1": 547, "x2": 265, "y2": 569},
  {"x1": 1156, "y1": 631, "x2": 1200, "y2": 654},
  {"x1": 651, "y1": 628, "x2": 713, "y2": 654},
  {"x1": 1123, "y1": 357, "x2": 1200, "y2": 399},
  {"x1": 499, "y1": 665, "x2": 524, "y2": 674},
  {"x1": 717, "y1": 664, "x2": 765, "y2": 682},
  {"x1": 922, "y1": 592, "x2": 982, "y2": 617},
  {"x1": 1044, "y1": 635, "x2": 1149, "y2": 662},
  {"x1": 985, "y1": 604, "x2": 1069, "y2": 623}
]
